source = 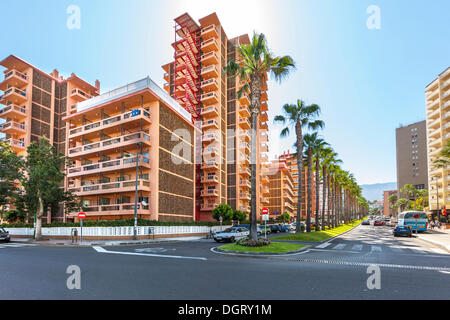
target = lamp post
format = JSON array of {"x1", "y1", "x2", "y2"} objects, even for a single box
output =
[{"x1": 434, "y1": 176, "x2": 440, "y2": 222}]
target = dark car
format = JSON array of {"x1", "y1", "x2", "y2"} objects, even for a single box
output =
[
  {"x1": 0, "y1": 228, "x2": 11, "y2": 242},
  {"x1": 393, "y1": 225, "x2": 412, "y2": 237},
  {"x1": 277, "y1": 224, "x2": 291, "y2": 232},
  {"x1": 269, "y1": 224, "x2": 281, "y2": 233},
  {"x1": 361, "y1": 219, "x2": 370, "y2": 225}
]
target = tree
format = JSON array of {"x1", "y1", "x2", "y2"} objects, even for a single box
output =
[
  {"x1": 0, "y1": 141, "x2": 22, "y2": 219},
  {"x1": 303, "y1": 132, "x2": 326, "y2": 232},
  {"x1": 212, "y1": 203, "x2": 233, "y2": 222},
  {"x1": 400, "y1": 184, "x2": 419, "y2": 204},
  {"x1": 20, "y1": 138, "x2": 69, "y2": 240},
  {"x1": 274, "y1": 100, "x2": 324, "y2": 233},
  {"x1": 232, "y1": 210, "x2": 247, "y2": 223},
  {"x1": 320, "y1": 148, "x2": 342, "y2": 230},
  {"x1": 432, "y1": 140, "x2": 450, "y2": 169},
  {"x1": 224, "y1": 33, "x2": 295, "y2": 241},
  {"x1": 276, "y1": 212, "x2": 291, "y2": 223}
]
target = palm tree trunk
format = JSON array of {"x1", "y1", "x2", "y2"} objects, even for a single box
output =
[
  {"x1": 248, "y1": 74, "x2": 261, "y2": 241},
  {"x1": 306, "y1": 149, "x2": 313, "y2": 233},
  {"x1": 35, "y1": 194, "x2": 44, "y2": 240},
  {"x1": 315, "y1": 155, "x2": 320, "y2": 232},
  {"x1": 322, "y1": 166, "x2": 327, "y2": 231},
  {"x1": 295, "y1": 121, "x2": 303, "y2": 233}
]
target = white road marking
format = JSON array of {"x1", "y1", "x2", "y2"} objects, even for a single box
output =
[
  {"x1": 410, "y1": 248, "x2": 426, "y2": 255},
  {"x1": 333, "y1": 244, "x2": 346, "y2": 250},
  {"x1": 93, "y1": 246, "x2": 207, "y2": 261},
  {"x1": 351, "y1": 244, "x2": 363, "y2": 251},
  {"x1": 371, "y1": 245, "x2": 382, "y2": 252},
  {"x1": 390, "y1": 246, "x2": 405, "y2": 253},
  {"x1": 0, "y1": 243, "x2": 36, "y2": 248},
  {"x1": 431, "y1": 248, "x2": 448, "y2": 255},
  {"x1": 316, "y1": 242, "x2": 332, "y2": 249}
]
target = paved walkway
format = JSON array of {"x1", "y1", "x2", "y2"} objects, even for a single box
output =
[
  {"x1": 416, "y1": 229, "x2": 450, "y2": 252},
  {"x1": 10, "y1": 236, "x2": 207, "y2": 246}
]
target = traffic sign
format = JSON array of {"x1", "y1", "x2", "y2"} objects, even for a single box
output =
[
  {"x1": 78, "y1": 212, "x2": 86, "y2": 219},
  {"x1": 442, "y1": 207, "x2": 447, "y2": 216},
  {"x1": 262, "y1": 214, "x2": 269, "y2": 221},
  {"x1": 262, "y1": 208, "x2": 269, "y2": 214},
  {"x1": 219, "y1": 216, "x2": 223, "y2": 222}
]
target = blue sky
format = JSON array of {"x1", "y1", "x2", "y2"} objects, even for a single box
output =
[{"x1": 1, "y1": 0, "x2": 449, "y2": 185}]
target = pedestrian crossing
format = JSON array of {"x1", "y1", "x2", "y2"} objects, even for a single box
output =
[
  {"x1": 0, "y1": 243, "x2": 36, "y2": 249},
  {"x1": 313, "y1": 242, "x2": 448, "y2": 256}
]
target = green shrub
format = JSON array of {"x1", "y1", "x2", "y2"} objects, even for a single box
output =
[{"x1": 236, "y1": 237, "x2": 271, "y2": 247}]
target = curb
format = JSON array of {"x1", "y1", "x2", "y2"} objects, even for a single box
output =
[
  {"x1": 212, "y1": 245, "x2": 310, "y2": 256},
  {"x1": 23, "y1": 238, "x2": 205, "y2": 247},
  {"x1": 415, "y1": 236, "x2": 450, "y2": 253}
]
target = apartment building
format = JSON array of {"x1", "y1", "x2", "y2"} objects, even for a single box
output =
[
  {"x1": 383, "y1": 190, "x2": 397, "y2": 217},
  {"x1": 266, "y1": 160, "x2": 296, "y2": 220},
  {"x1": 0, "y1": 55, "x2": 98, "y2": 221},
  {"x1": 425, "y1": 67, "x2": 450, "y2": 213},
  {"x1": 278, "y1": 150, "x2": 317, "y2": 220},
  {"x1": 396, "y1": 120, "x2": 428, "y2": 195},
  {"x1": 64, "y1": 77, "x2": 198, "y2": 222},
  {"x1": 162, "y1": 12, "x2": 269, "y2": 221}
]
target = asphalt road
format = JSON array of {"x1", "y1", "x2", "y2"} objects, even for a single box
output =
[{"x1": 0, "y1": 224, "x2": 449, "y2": 300}]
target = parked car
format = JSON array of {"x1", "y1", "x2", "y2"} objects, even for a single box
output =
[
  {"x1": 278, "y1": 224, "x2": 291, "y2": 232},
  {"x1": 259, "y1": 225, "x2": 271, "y2": 234},
  {"x1": 234, "y1": 224, "x2": 262, "y2": 236},
  {"x1": 361, "y1": 219, "x2": 370, "y2": 225},
  {"x1": 290, "y1": 222, "x2": 305, "y2": 231},
  {"x1": 393, "y1": 225, "x2": 412, "y2": 237},
  {"x1": 374, "y1": 220, "x2": 384, "y2": 226},
  {"x1": 213, "y1": 227, "x2": 249, "y2": 243},
  {"x1": 0, "y1": 228, "x2": 10, "y2": 242},
  {"x1": 269, "y1": 224, "x2": 282, "y2": 233}
]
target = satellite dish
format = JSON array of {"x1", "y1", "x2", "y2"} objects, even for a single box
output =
[{"x1": 141, "y1": 200, "x2": 147, "y2": 206}]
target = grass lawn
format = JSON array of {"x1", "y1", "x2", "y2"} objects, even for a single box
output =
[
  {"x1": 220, "y1": 242, "x2": 306, "y2": 253},
  {"x1": 271, "y1": 219, "x2": 364, "y2": 242}
]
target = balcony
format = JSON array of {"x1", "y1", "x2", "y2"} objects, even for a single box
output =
[
  {"x1": 426, "y1": 98, "x2": 439, "y2": 110},
  {"x1": 200, "y1": 91, "x2": 219, "y2": 105},
  {"x1": 202, "y1": 132, "x2": 219, "y2": 143},
  {"x1": 77, "y1": 203, "x2": 150, "y2": 217},
  {"x1": 201, "y1": 105, "x2": 219, "y2": 118},
  {"x1": 201, "y1": 160, "x2": 219, "y2": 170},
  {"x1": 428, "y1": 117, "x2": 441, "y2": 129},
  {"x1": 239, "y1": 104, "x2": 250, "y2": 118},
  {"x1": 239, "y1": 130, "x2": 250, "y2": 142},
  {"x1": 261, "y1": 197, "x2": 270, "y2": 204},
  {"x1": 70, "y1": 179, "x2": 150, "y2": 196},
  {"x1": 201, "y1": 25, "x2": 219, "y2": 39},
  {"x1": 239, "y1": 179, "x2": 251, "y2": 189},
  {"x1": 201, "y1": 175, "x2": 219, "y2": 184},
  {"x1": 201, "y1": 38, "x2": 219, "y2": 53},
  {"x1": 1, "y1": 138, "x2": 25, "y2": 152},
  {"x1": 428, "y1": 138, "x2": 441, "y2": 148},
  {"x1": 442, "y1": 68, "x2": 450, "y2": 79},
  {"x1": 200, "y1": 202, "x2": 219, "y2": 211},
  {"x1": 261, "y1": 101, "x2": 268, "y2": 112},
  {"x1": 201, "y1": 65, "x2": 219, "y2": 80},
  {"x1": 0, "y1": 70, "x2": 28, "y2": 91},
  {"x1": 239, "y1": 117, "x2": 251, "y2": 129},
  {"x1": 240, "y1": 192, "x2": 251, "y2": 201},
  {"x1": 442, "y1": 91, "x2": 450, "y2": 101},
  {"x1": 201, "y1": 188, "x2": 219, "y2": 197},
  {"x1": 68, "y1": 131, "x2": 151, "y2": 158},
  {"x1": 261, "y1": 143, "x2": 269, "y2": 153},
  {"x1": 239, "y1": 206, "x2": 250, "y2": 212},
  {"x1": 239, "y1": 154, "x2": 250, "y2": 165},
  {"x1": 0, "y1": 87, "x2": 27, "y2": 105},
  {"x1": 0, "y1": 104, "x2": 26, "y2": 120},
  {"x1": 261, "y1": 154, "x2": 269, "y2": 163},
  {"x1": 202, "y1": 119, "x2": 219, "y2": 130},
  {"x1": 261, "y1": 91, "x2": 268, "y2": 101},
  {"x1": 70, "y1": 88, "x2": 91, "y2": 102},
  {"x1": 426, "y1": 88, "x2": 439, "y2": 100},
  {"x1": 427, "y1": 108, "x2": 440, "y2": 119},
  {"x1": 260, "y1": 122, "x2": 268, "y2": 130},
  {"x1": 239, "y1": 167, "x2": 251, "y2": 176},
  {"x1": 428, "y1": 127, "x2": 441, "y2": 139},
  {"x1": 67, "y1": 156, "x2": 150, "y2": 178},
  {"x1": 261, "y1": 132, "x2": 268, "y2": 142},
  {"x1": 260, "y1": 112, "x2": 268, "y2": 123},
  {"x1": 203, "y1": 146, "x2": 219, "y2": 157},
  {"x1": 441, "y1": 79, "x2": 450, "y2": 90},
  {"x1": 0, "y1": 121, "x2": 25, "y2": 135},
  {"x1": 239, "y1": 93, "x2": 250, "y2": 106},
  {"x1": 261, "y1": 175, "x2": 269, "y2": 183},
  {"x1": 69, "y1": 108, "x2": 151, "y2": 138},
  {"x1": 200, "y1": 78, "x2": 218, "y2": 92},
  {"x1": 442, "y1": 101, "x2": 450, "y2": 110},
  {"x1": 239, "y1": 142, "x2": 250, "y2": 154},
  {"x1": 200, "y1": 52, "x2": 219, "y2": 66}
]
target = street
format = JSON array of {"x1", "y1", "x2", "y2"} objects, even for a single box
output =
[{"x1": 1, "y1": 224, "x2": 449, "y2": 300}]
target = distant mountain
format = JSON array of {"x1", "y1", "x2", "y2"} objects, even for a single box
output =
[{"x1": 361, "y1": 182, "x2": 397, "y2": 202}]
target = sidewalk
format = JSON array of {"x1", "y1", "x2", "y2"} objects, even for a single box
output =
[
  {"x1": 416, "y1": 229, "x2": 450, "y2": 252},
  {"x1": 10, "y1": 236, "x2": 208, "y2": 247}
]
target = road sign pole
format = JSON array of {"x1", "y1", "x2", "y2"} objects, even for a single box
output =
[{"x1": 80, "y1": 218, "x2": 83, "y2": 243}]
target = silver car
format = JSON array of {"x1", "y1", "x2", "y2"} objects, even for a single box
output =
[{"x1": 213, "y1": 227, "x2": 249, "y2": 243}]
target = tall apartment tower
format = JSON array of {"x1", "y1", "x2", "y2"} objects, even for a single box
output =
[
  {"x1": 0, "y1": 55, "x2": 99, "y2": 222},
  {"x1": 267, "y1": 160, "x2": 295, "y2": 219},
  {"x1": 162, "y1": 13, "x2": 270, "y2": 221},
  {"x1": 425, "y1": 67, "x2": 450, "y2": 213},
  {"x1": 396, "y1": 120, "x2": 428, "y2": 196},
  {"x1": 64, "y1": 77, "x2": 198, "y2": 222}
]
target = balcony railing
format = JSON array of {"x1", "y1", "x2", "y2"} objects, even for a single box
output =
[
  {"x1": 68, "y1": 132, "x2": 150, "y2": 156},
  {"x1": 1, "y1": 138, "x2": 25, "y2": 149},
  {"x1": 0, "y1": 121, "x2": 25, "y2": 132},
  {"x1": 0, "y1": 87, "x2": 27, "y2": 100},
  {"x1": 69, "y1": 179, "x2": 150, "y2": 195},
  {"x1": 81, "y1": 203, "x2": 150, "y2": 214},
  {"x1": 69, "y1": 108, "x2": 151, "y2": 136},
  {"x1": 68, "y1": 156, "x2": 150, "y2": 177},
  {"x1": 0, "y1": 104, "x2": 26, "y2": 117},
  {"x1": 71, "y1": 88, "x2": 91, "y2": 99}
]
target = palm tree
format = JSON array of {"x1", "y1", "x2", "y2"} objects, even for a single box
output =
[
  {"x1": 310, "y1": 136, "x2": 329, "y2": 231},
  {"x1": 225, "y1": 33, "x2": 295, "y2": 241},
  {"x1": 320, "y1": 148, "x2": 341, "y2": 230},
  {"x1": 303, "y1": 132, "x2": 326, "y2": 232},
  {"x1": 274, "y1": 100, "x2": 324, "y2": 233}
]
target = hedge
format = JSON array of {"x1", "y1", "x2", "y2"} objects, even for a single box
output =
[{"x1": 1, "y1": 219, "x2": 224, "y2": 229}]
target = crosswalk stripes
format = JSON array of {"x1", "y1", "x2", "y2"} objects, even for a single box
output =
[
  {"x1": 0, "y1": 243, "x2": 36, "y2": 249},
  {"x1": 333, "y1": 244, "x2": 346, "y2": 250},
  {"x1": 316, "y1": 242, "x2": 332, "y2": 249},
  {"x1": 430, "y1": 248, "x2": 448, "y2": 255},
  {"x1": 351, "y1": 244, "x2": 363, "y2": 251},
  {"x1": 371, "y1": 245, "x2": 382, "y2": 252}
]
